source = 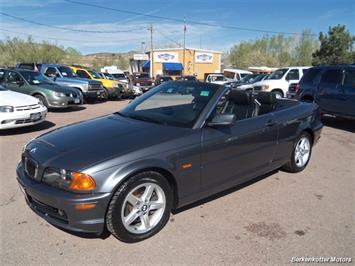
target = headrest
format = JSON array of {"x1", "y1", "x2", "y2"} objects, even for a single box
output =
[
  {"x1": 228, "y1": 90, "x2": 251, "y2": 105},
  {"x1": 256, "y1": 92, "x2": 276, "y2": 105}
]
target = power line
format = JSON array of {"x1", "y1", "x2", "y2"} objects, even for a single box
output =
[
  {"x1": 0, "y1": 12, "x2": 145, "y2": 34},
  {"x1": 64, "y1": 0, "x2": 316, "y2": 36},
  {"x1": 155, "y1": 29, "x2": 183, "y2": 47},
  {"x1": 0, "y1": 28, "x2": 146, "y2": 44}
]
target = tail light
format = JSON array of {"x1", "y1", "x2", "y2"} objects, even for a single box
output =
[{"x1": 295, "y1": 83, "x2": 301, "y2": 93}]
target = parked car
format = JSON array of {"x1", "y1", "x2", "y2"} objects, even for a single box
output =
[
  {"x1": 0, "y1": 85, "x2": 47, "y2": 130},
  {"x1": 286, "y1": 83, "x2": 298, "y2": 99},
  {"x1": 253, "y1": 67, "x2": 310, "y2": 98},
  {"x1": 296, "y1": 65, "x2": 355, "y2": 119},
  {"x1": 205, "y1": 73, "x2": 228, "y2": 85},
  {"x1": 176, "y1": 75, "x2": 198, "y2": 81},
  {"x1": 0, "y1": 69, "x2": 83, "y2": 109},
  {"x1": 17, "y1": 81, "x2": 322, "y2": 242},
  {"x1": 223, "y1": 68, "x2": 253, "y2": 81},
  {"x1": 155, "y1": 75, "x2": 173, "y2": 85},
  {"x1": 70, "y1": 66, "x2": 124, "y2": 99},
  {"x1": 130, "y1": 72, "x2": 155, "y2": 93},
  {"x1": 226, "y1": 74, "x2": 268, "y2": 90},
  {"x1": 38, "y1": 64, "x2": 106, "y2": 101},
  {"x1": 101, "y1": 66, "x2": 128, "y2": 84}
]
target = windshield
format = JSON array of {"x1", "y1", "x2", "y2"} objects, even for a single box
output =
[
  {"x1": 267, "y1": 68, "x2": 288, "y2": 80},
  {"x1": 211, "y1": 75, "x2": 226, "y2": 82},
  {"x1": 105, "y1": 73, "x2": 114, "y2": 80},
  {"x1": 20, "y1": 71, "x2": 54, "y2": 85},
  {"x1": 251, "y1": 74, "x2": 266, "y2": 83},
  {"x1": 89, "y1": 70, "x2": 101, "y2": 79},
  {"x1": 120, "y1": 82, "x2": 219, "y2": 128},
  {"x1": 134, "y1": 73, "x2": 149, "y2": 79},
  {"x1": 112, "y1": 73, "x2": 126, "y2": 79},
  {"x1": 58, "y1": 66, "x2": 76, "y2": 78}
]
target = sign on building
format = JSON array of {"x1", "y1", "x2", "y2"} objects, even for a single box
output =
[
  {"x1": 133, "y1": 54, "x2": 149, "y2": 61},
  {"x1": 195, "y1": 52, "x2": 214, "y2": 63},
  {"x1": 154, "y1": 52, "x2": 179, "y2": 63}
]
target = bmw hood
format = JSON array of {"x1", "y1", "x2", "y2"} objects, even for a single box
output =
[{"x1": 25, "y1": 114, "x2": 192, "y2": 171}]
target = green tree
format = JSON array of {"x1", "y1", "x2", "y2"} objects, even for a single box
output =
[
  {"x1": 312, "y1": 25, "x2": 354, "y2": 65},
  {"x1": 294, "y1": 30, "x2": 318, "y2": 66}
]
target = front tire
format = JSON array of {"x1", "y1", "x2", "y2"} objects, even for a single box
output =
[
  {"x1": 272, "y1": 90, "x2": 284, "y2": 99},
  {"x1": 34, "y1": 94, "x2": 49, "y2": 108},
  {"x1": 282, "y1": 132, "x2": 312, "y2": 173},
  {"x1": 106, "y1": 171, "x2": 173, "y2": 242}
]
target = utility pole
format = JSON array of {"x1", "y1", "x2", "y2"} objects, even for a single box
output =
[
  {"x1": 183, "y1": 20, "x2": 186, "y2": 75},
  {"x1": 149, "y1": 24, "x2": 154, "y2": 79}
]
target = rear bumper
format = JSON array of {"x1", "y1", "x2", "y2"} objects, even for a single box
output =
[{"x1": 16, "y1": 163, "x2": 111, "y2": 234}]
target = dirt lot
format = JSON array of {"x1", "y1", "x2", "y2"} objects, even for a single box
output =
[{"x1": 0, "y1": 100, "x2": 354, "y2": 265}]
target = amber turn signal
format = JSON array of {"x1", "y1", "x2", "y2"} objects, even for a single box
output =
[
  {"x1": 75, "y1": 203, "x2": 96, "y2": 210},
  {"x1": 69, "y1": 172, "x2": 96, "y2": 191}
]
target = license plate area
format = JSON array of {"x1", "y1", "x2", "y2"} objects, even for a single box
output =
[
  {"x1": 74, "y1": 98, "x2": 80, "y2": 104},
  {"x1": 30, "y1": 112, "x2": 42, "y2": 121}
]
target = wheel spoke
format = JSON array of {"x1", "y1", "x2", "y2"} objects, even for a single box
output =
[
  {"x1": 150, "y1": 201, "x2": 164, "y2": 210},
  {"x1": 127, "y1": 194, "x2": 139, "y2": 206},
  {"x1": 298, "y1": 155, "x2": 304, "y2": 166},
  {"x1": 141, "y1": 184, "x2": 154, "y2": 202},
  {"x1": 140, "y1": 213, "x2": 150, "y2": 229},
  {"x1": 124, "y1": 209, "x2": 140, "y2": 225}
]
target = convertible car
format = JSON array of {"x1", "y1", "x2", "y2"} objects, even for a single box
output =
[{"x1": 17, "y1": 81, "x2": 322, "y2": 242}]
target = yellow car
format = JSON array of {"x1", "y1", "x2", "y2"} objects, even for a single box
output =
[{"x1": 70, "y1": 66, "x2": 123, "y2": 98}]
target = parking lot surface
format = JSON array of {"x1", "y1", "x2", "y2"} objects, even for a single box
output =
[{"x1": 1, "y1": 100, "x2": 354, "y2": 265}]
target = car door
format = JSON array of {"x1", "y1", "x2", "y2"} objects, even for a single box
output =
[
  {"x1": 339, "y1": 68, "x2": 355, "y2": 117},
  {"x1": 200, "y1": 93, "x2": 278, "y2": 191},
  {"x1": 317, "y1": 69, "x2": 343, "y2": 113},
  {"x1": 4, "y1": 71, "x2": 27, "y2": 94}
]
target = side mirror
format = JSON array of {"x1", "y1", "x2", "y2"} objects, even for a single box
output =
[{"x1": 207, "y1": 114, "x2": 236, "y2": 127}]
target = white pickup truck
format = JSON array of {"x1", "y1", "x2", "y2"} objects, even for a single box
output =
[
  {"x1": 205, "y1": 74, "x2": 228, "y2": 85},
  {"x1": 253, "y1": 67, "x2": 310, "y2": 98}
]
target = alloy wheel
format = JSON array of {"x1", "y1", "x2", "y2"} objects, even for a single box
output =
[{"x1": 294, "y1": 136, "x2": 311, "y2": 167}]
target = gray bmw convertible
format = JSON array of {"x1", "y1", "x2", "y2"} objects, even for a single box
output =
[{"x1": 17, "y1": 81, "x2": 322, "y2": 242}]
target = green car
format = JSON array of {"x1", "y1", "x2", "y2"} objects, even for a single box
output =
[{"x1": 0, "y1": 69, "x2": 83, "y2": 109}]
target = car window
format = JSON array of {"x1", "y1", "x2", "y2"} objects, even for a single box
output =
[
  {"x1": 267, "y1": 68, "x2": 288, "y2": 80},
  {"x1": 121, "y1": 82, "x2": 218, "y2": 128},
  {"x1": 58, "y1": 66, "x2": 76, "y2": 78},
  {"x1": 320, "y1": 69, "x2": 343, "y2": 84},
  {"x1": 344, "y1": 69, "x2": 355, "y2": 86},
  {"x1": 44, "y1": 67, "x2": 59, "y2": 78},
  {"x1": 302, "y1": 68, "x2": 321, "y2": 83},
  {"x1": 6, "y1": 71, "x2": 23, "y2": 84},
  {"x1": 76, "y1": 70, "x2": 90, "y2": 79},
  {"x1": 286, "y1": 69, "x2": 300, "y2": 80},
  {"x1": 302, "y1": 69, "x2": 309, "y2": 75},
  {"x1": 0, "y1": 69, "x2": 5, "y2": 82}
]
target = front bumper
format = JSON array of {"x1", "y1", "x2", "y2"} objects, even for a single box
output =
[
  {"x1": 16, "y1": 162, "x2": 111, "y2": 234},
  {"x1": 48, "y1": 95, "x2": 83, "y2": 108},
  {"x1": 84, "y1": 89, "x2": 107, "y2": 100},
  {"x1": 0, "y1": 107, "x2": 47, "y2": 130}
]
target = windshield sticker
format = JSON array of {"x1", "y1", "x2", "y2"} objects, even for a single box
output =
[
  {"x1": 32, "y1": 80, "x2": 40, "y2": 84},
  {"x1": 200, "y1": 90, "x2": 210, "y2": 97}
]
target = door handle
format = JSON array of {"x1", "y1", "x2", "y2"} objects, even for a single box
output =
[{"x1": 265, "y1": 120, "x2": 276, "y2": 127}]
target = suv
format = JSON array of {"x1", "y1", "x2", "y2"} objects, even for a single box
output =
[
  {"x1": 296, "y1": 65, "x2": 355, "y2": 119},
  {"x1": 71, "y1": 66, "x2": 124, "y2": 99},
  {"x1": 253, "y1": 67, "x2": 310, "y2": 98},
  {"x1": 39, "y1": 64, "x2": 106, "y2": 101},
  {"x1": 130, "y1": 72, "x2": 154, "y2": 93}
]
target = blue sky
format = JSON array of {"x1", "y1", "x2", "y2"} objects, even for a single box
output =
[{"x1": 0, "y1": 0, "x2": 354, "y2": 54}]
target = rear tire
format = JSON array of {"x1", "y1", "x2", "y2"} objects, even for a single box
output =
[
  {"x1": 106, "y1": 171, "x2": 173, "y2": 243},
  {"x1": 282, "y1": 132, "x2": 312, "y2": 173}
]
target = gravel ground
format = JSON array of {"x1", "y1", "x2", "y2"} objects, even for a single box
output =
[{"x1": 0, "y1": 100, "x2": 354, "y2": 265}]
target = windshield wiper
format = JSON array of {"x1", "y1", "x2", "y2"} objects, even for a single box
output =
[{"x1": 127, "y1": 114, "x2": 166, "y2": 125}]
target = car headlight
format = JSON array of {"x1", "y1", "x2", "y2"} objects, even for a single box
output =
[
  {"x1": 135, "y1": 83, "x2": 140, "y2": 86},
  {"x1": 54, "y1": 92, "x2": 66, "y2": 97},
  {"x1": 151, "y1": 82, "x2": 155, "y2": 86},
  {"x1": 263, "y1": 85, "x2": 270, "y2": 90},
  {"x1": 0, "y1": 105, "x2": 14, "y2": 113},
  {"x1": 42, "y1": 168, "x2": 96, "y2": 192}
]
